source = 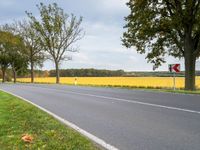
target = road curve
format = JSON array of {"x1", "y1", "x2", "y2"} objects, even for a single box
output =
[{"x1": 0, "y1": 83, "x2": 200, "y2": 150}]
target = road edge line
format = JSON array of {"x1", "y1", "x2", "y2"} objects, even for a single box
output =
[{"x1": 0, "y1": 89, "x2": 119, "y2": 150}]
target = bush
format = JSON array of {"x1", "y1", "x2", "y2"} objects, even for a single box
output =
[{"x1": 5, "y1": 76, "x2": 12, "y2": 82}]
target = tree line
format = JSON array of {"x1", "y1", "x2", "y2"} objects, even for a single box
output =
[
  {"x1": 0, "y1": 3, "x2": 83, "y2": 83},
  {"x1": 37, "y1": 69, "x2": 200, "y2": 77},
  {"x1": 2, "y1": 68, "x2": 197, "y2": 78},
  {"x1": 49, "y1": 69, "x2": 125, "y2": 77}
]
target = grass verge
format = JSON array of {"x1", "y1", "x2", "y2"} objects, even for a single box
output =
[
  {"x1": 59, "y1": 83, "x2": 200, "y2": 95},
  {"x1": 15, "y1": 81, "x2": 200, "y2": 95},
  {"x1": 154, "y1": 89, "x2": 200, "y2": 95},
  {"x1": 0, "y1": 91, "x2": 99, "y2": 150},
  {"x1": 109, "y1": 86, "x2": 200, "y2": 95},
  {"x1": 78, "y1": 85, "x2": 200, "y2": 95}
]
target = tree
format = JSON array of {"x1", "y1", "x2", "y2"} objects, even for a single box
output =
[
  {"x1": 26, "y1": 3, "x2": 84, "y2": 83},
  {"x1": 9, "y1": 43, "x2": 28, "y2": 83},
  {"x1": 11, "y1": 21, "x2": 45, "y2": 83},
  {"x1": 0, "y1": 30, "x2": 27, "y2": 83},
  {"x1": 0, "y1": 32, "x2": 11, "y2": 82},
  {"x1": 122, "y1": 0, "x2": 200, "y2": 90}
]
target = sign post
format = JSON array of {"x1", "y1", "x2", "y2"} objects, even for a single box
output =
[
  {"x1": 173, "y1": 72, "x2": 176, "y2": 90},
  {"x1": 169, "y1": 64, "x2": 180, "y2": 90}
]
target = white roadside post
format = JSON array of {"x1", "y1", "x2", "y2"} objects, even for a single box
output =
[
  {"x1": 74, "y1": 77, "x2": 77, "y2": 86},
  {"x1": 169, "y1": 64, "x2": 180, "y2": 90},
  {"x1": 173, "y1": 72, "x2": 176, "y2": 91}
]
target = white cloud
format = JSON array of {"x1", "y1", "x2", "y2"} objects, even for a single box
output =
[
  {"x1": 79, "y1": 21, "x2": 124, "y2": 51},
  {"x1": 100, "y1": 0, "x2": 128, "y2": 11},
  {"x1": 2, "y1": 0, "x2": 195, "y2": 72}
]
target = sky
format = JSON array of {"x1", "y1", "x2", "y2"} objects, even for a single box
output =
[{"x1": 0, "y1": 0, "x2": 199, "y2": 71}]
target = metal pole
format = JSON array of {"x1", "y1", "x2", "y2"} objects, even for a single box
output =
[{"x1": 173, "y1": 73, "x2": 176, "y2": 91}]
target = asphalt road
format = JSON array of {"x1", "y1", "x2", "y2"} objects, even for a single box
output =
[{"x1": 0, "y1": 83, "x2": 200, "y2": 150}]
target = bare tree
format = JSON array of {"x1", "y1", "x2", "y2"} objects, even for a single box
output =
[{"x1": 26, "y1": 3, "x2": 84, "y2": 83}]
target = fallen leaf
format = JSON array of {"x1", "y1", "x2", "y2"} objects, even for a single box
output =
[{"x1": 21, "y1": 134, "x2": 33, "y2": 143}]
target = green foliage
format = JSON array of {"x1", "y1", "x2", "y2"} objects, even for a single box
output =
[
  {"x1": 18, "y1": 69, "x2": 200, "y2": 78},
  {"x1": 49, "y1": 69, "x2": 125, "y2": 77},
  {"x1": 26, "y1": 3, "x2": 83, "y2": 63},
  {"x1": 0, "y1": 30, "x2": 28, "y2": 82},
  {"x1": 15, "y1": 20, "x2": 45, "y2": 69},
  {"x1": 122, "y1": 0, "x2": 200, "y2": 68},
  {"x1": 9, "y1": 36, "x2": 28, "y2": 73},
  {"x1": 0, "y1": 31, "x2": 15, "y2": 70},
  {"x1": 26, "y1": 3, "x2": 84, "y2": 83}
]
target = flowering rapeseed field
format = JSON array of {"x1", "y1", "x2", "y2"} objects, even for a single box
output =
[{"x1": 17, "y1": 77, "x2": 200, "y2": 89}]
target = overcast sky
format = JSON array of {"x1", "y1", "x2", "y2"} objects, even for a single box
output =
[{"x1": 0, "y1": 0, "x2": 199, "y2": 71}]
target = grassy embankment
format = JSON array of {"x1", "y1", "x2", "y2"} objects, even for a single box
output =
[{"x1": 0, "y1": 91, "x2": 99, "y2": 150}]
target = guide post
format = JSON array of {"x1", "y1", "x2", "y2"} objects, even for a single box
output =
[
  {"x1": 74, "y1": 77, "x2": 77, "y2": 85},
  {"x1": 173, "y1": 73, "x2": 176, "y2": 90},
  {"x1": 169, "y1": 64, "x2": 180, "y2": 90}
]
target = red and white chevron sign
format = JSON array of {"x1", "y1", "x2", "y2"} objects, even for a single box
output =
[{"x1": 169, "y1": 64, "x2": 181, "y2": 73}]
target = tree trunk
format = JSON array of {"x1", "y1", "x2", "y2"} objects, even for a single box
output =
[
  {"x1": 184, "y1": 54, "x2": 196, "y2": 90},
  {"x1": 55, "y1": 61, "x2": 60, "y2": 84},
  {"x1": 12, "y1": 68, "x2": 17, "y2": 83},
  {"x1": 184, "y1": 33, "x2": 196, "y2": 91},
  {"x1": 2, "y1": 69, "x2": 6, "y2": 83},
  {"x1": 30, "y1": 60, "x2": 34, "y2": 83}
]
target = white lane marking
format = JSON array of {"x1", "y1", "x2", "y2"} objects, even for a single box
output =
[
  {"x1": 0, "y1": 89, "x2": 119, "y2": 150},
  {"x1": 23, "y1": 85, "x2": 200, "y2": 115}
]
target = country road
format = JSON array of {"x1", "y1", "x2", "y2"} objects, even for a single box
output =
[{"x1": 0, "y1": 83, "x2": 200, "y2": 150}]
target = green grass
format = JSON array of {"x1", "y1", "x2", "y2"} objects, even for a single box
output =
[
  {"x1": 155, "y1": 89, "x2": 200, "y2": 95},
  {"x1": 58, "y1": 83, "x2": 200, "y2": 95},
  {"x1": 74, "y1": 84, "x2": 200, "y2": 95},
  {"x1": 120, "y1": 86, "x2": 200, "y2": 95},
  {"x1": 17, "y1": 80, "x2": 200, "y2": 95},
  {"x1": 115, "y1": 86, "x2": 200, "y2": 95},
  {"x1": 0, "y1": 91, "x2": 99, "y2": 150}
]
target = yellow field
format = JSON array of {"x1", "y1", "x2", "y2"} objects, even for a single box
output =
[{"x1": 17, "y1": 77, "x2": 200, "y2": 89}]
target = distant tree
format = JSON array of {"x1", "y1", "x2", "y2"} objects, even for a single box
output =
[
  {"x1": 49, "y1": 68, "x2": 125, "y2": 77},
  {"x1": 26, "y1": 3, "x2": 84, "y2": 83},
  {"x1": 122, "y1": 0, "x2": 200, "y2": 90}
]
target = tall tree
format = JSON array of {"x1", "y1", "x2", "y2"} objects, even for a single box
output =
[
  {"x1": 0, "y1": 32, "x2": 11, "y2": 82},
  {"x1": 0, "y1": 30, "x2": 27, "y2": 83},
  {"x1": 11, "y1": 21, "x2": 45, "y2": 83},
  {"x1": 9, "y1": 43, "x2": 28, "y2": 83},
  {"x1": 26, "y1": 3, "x2": 83, "y2": 83},
  {"x1": 122, "y1": 0, "x2": 200, "y2": 90}
]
